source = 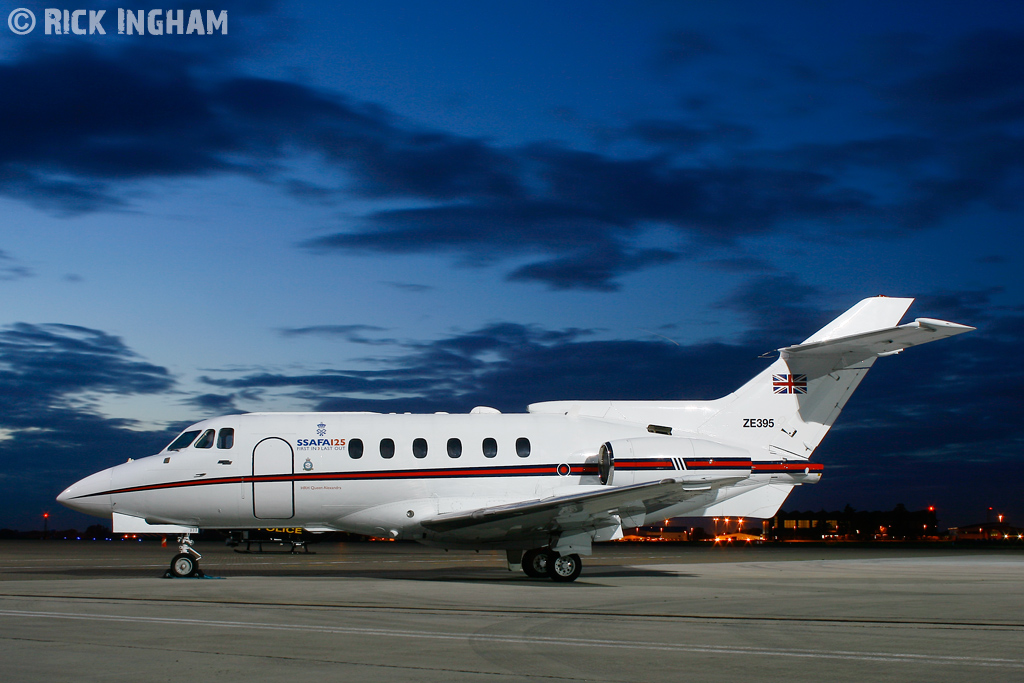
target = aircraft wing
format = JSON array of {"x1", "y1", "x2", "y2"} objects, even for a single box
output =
[{"x1": 419, "y1": 477, "x2": 738, "y2": 547}]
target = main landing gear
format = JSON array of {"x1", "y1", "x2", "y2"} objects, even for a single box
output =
[
  {"x1": 522, "y1": 547, "x2": 583, "y2": 582},
  {"x1": 167, "y1": 534, "x2": 204, "y2": 578}
]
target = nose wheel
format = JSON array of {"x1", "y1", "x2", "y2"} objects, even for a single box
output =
[{"x1": 167, "y1": 534, "x2": 204, "y2": 578}]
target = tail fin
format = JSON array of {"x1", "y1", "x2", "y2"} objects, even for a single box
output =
[{"x1": 697, "y1": 297, "x2": 974, "y2": 460}]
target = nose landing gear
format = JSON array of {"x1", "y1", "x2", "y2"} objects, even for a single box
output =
[{"x1": 167, "y1": 534, "x2": 204, "y2": 578}]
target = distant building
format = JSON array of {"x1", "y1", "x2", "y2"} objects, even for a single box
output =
[
  {"x1": 623, "y1": 518, "x2": 708, "y2": 542},
  {"x1": 713, "y1": 531, "x2": 763, "y2": 544},
  {"x1": 947, "y1": 522, "x2": 1024, "y2": 541},
  {"x1": 765, "y1": 504, "x2": 939, "y2": 541}
]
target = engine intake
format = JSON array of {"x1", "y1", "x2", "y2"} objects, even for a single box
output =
[{"x1": 598, "y1": 442, "x2": 614, "y2": 485}]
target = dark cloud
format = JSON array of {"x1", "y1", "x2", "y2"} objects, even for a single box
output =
[
  {"x1": 0, "y1": 47, "x2": 226, "y2": 213},
  {"x1": 186, "y1": 392, "x2": 239, "y2": 414},
  {"x1": 304, "y1": 27, "x2": 1024, "y2": 284},
  {"x1": 506, "y1": 246, "x2": 679, "y2": 291},
  {"x1": 0, "y1": 323, "x2": 173, "y2": 423},
  {"x1": 0, "y1": 250, "x2": 32, "y2": 281},
  {"x1": 651, "y1": 30, "x2": 717, "y2": 70},
  {"x1": 308, "y1": 147, "x2": 877, "y2": 290},
  {"x1": 0, "y1": 322, "x2": 178, "y2": 529},
  {"x1": 278, "y1": 324, "x2": 393, "y2": 345},
  {"x1": 308, "y1": 199, "x2": 619, "y2": 257},
  {"x1": 216, "y1": 322, "x2": 756, "y2": 413},
  {"x1": 913, "y1": 288, "x2": 1006, "y2": 326},
  {"x1": 975, "y1": 254, "x2": 1008, "y2": 265},
  {"x1": 382, "y1": 281, "x2": 433, "y2": 293},
  {"x1": 3, "y1": 29, "x2": 1022, "y2": 289},
  {"x1": 842, "y1": 30, "x2": 1024, "y2": 231},
  {"x1": 0, "y1": 46, "x2": 521, "y2": 213},
  {"x1": 620, "y1": 120, "x2": 754, "y2": 151},
  {"x1": 524, "y1": 146, "x2": 874, "y2": 240},
  {"x1": 881, "y1": 30, "x2": 1024, "y2": 133},
  {"x1": 701, "y1": 256, "x2": 776, "y2": 273},
  {"x1": 714, "y1": 275, "x2": 831, "y2": 347}
]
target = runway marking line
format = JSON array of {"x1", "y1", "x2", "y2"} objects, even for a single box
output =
[
  {"x1": 0, "y1": 608, "x2": 1021, "y2": 669},
  {"x1": 2, "y1": 593, "x2": 1020, "y2": 630}
]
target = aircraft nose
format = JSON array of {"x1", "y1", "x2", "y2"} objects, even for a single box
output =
[{"x1": 57, "y1": 468, "x2": 113, "y2": 518}]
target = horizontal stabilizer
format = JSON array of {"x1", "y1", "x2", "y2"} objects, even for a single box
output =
[{"x1": 781, "y1": 317, "x2": 974, "y2": 361}]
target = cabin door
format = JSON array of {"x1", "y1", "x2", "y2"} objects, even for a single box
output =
[{"x1": 252, "y1": 437, "x2": 295, "y2": 519}]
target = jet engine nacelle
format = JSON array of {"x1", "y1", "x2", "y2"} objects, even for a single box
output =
[{"x1": 602, "y1": 436, "x2": 752, "y2": 485}]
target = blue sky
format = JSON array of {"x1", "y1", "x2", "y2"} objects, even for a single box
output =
[{"x1": 1, "y1": 1, "x2": 1021, "y2": 531}]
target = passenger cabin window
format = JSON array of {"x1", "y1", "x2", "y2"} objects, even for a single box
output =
[
  {"x1": 447, "y1": 438, "x2": 462, "y2": 458},
  {"x1": 516, "y1": 437, "x2": 531, "y2": 458},
  {"x1": 482, "y1": 438, "x2": 497, "y2": 458},
  {"x1": 195, "y1": 429, "x2": 215, "y2": 449},
  {"x1": 413, "y1": 438, "x2": 428, "y2": 459},
  {"x1": 167, "y1": 430, "x2": 201, "y2": 451},
  {"x1": 216, "y1": 428, "x2": 234, "y2": 449},
  {"x1": 380, "y1": 438, "x2": 395, "y2": 459},
  {"x1": 350, "y1": 438, "x2": 364, "y2": 459}
]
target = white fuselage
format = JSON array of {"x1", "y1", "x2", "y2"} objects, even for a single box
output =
[{"x1": 58, "y1": 408, "x2": 818, "y2": 546}]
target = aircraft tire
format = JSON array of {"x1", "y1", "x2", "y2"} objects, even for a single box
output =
[
  {"x1": 170, "y1": 553, "x2": 198, "y2": 578},
  {"x1": 547, "y1": 553, "x2": 582, "y2": 582},
  {"x1": 522, "y1": 548, "x2": 550, "y2": 578}
]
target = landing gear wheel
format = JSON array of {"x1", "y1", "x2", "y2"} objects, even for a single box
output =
[
  {"x1": 547, "y1": 553, "x2": 582, "y2": 582},
  {"x1": 170, "y1": 553, "x2": 199, "y2": 578},
  {"x1": 522, "y1": 548, "x2": 550, "y2": 578}
]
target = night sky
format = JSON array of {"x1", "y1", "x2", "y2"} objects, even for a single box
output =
[{"x1": 1, "y1": 1, "x2": 1021, "y2": 532}]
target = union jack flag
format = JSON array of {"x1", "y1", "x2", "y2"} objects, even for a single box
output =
[{"x1": 773, "y1": 374, "x2": 808, "y2": 394}]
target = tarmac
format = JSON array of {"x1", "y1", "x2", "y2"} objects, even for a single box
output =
[{"x1": 1, "y1": 539, "x2": 1022, "y2": 682}]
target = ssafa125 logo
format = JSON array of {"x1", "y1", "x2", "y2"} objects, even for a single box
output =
[
  {"x1": 296, "y1": 422, "x2": 346, "y2": 451},
  {"x1": 7, "y1": 8, "x2": 229, "y2": 35}
]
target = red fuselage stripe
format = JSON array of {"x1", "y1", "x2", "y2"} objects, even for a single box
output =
[{"x1": 72, "y1": 459, "x2": 822, "y2": 499}]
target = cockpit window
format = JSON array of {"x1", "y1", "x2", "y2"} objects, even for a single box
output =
[
  {"x1": 167, "y1": 430, "x2": 201, "y2": 451},
  {"x1": 217, "y1": 428, "x2": 234, "y2": 449},
  {"x1": 195, "y1": 429, "x2": 215, "y2": 449}
]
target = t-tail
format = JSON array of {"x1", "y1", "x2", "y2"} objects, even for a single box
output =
[{"x1": 695, "y1": 296, "x2": 974, "y2": 461}]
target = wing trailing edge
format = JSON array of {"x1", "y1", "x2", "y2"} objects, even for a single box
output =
[{"x1": 419, "y1": 476, "x2": 741, "y2": 550}]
